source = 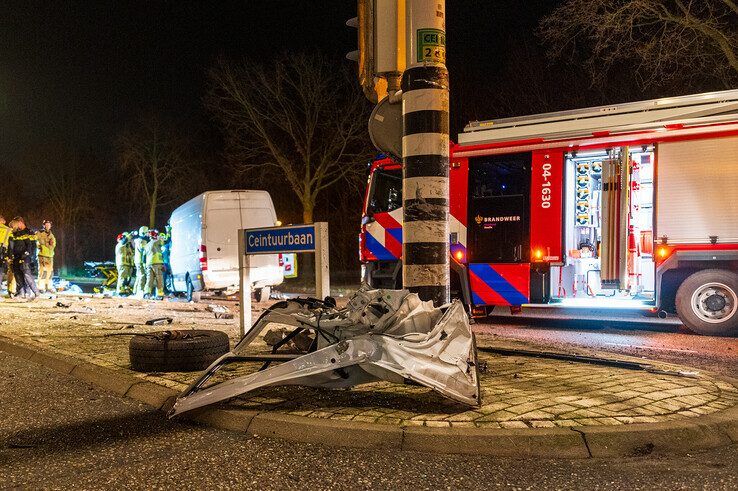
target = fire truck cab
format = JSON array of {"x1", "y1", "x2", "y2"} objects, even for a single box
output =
[{"x1": 360, "y1": 89, "x2": 738, "y2": 336}]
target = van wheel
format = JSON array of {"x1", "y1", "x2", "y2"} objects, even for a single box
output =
[
  {"x1": 676, "y1": 269, "x2": 738, "y2": 336},
  {"x1": 254, "y1": 286, "x2": 271, "y2": 303}
]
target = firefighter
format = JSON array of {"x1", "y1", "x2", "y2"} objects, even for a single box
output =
[
  {"x1": 0, "y1": 215, "x2": 11, "y2": 296},
  {"x1": 9, "y1": 217, "x2": 39, "y2": 300},
  {"x1": 36, "y1": 219, "x2": 57, "y2": 292},
  {"x1": 133, "y1": 226, "x2": 149, "y2": 297},
  {"x1": 115, "y1": 232, "x2": 134, "y2": 296},
  {"x1": 144, "y1": 230, "x2": 165, "y2": 299}
]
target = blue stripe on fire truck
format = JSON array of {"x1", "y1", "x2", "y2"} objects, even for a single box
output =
[
  {"x1": 469, "y1": 263, "x2": 529, "y2": 306},
  {"x1": 365, "y1": 233, "x2": 399, "y2": 260}
]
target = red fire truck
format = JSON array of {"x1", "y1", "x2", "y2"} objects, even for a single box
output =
[{"x1": 360, "y1": 89, "x2": 738, "y2": 336}]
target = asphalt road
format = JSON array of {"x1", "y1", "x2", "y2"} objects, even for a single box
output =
[
  {"x1": 476, "y1": 312, "x2": 738, "y2": 379},
  {"x1": 1, "y1": 352, "x2": 737, "y2": 490}
]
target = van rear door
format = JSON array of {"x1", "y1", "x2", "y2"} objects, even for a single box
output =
[{"x1": 205, "y1": 192, "x2": 242, "y2": 273}]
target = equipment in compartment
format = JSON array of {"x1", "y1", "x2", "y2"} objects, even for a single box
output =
[
  {"x1": 569, "y1": 154, "x2": 602, "y2": 297},
  {"x1": 600, "y1": 149, "x2": 629, "y2": 290},
  {"x1": 553, "y1": 147, "x2": 655, "y2": 303}
]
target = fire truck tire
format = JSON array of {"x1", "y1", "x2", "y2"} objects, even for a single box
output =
[
  {"x1": 676, "y1": 269, "x2": 738, "y2": 336},
  {"x1": 254, "y1": 286, "x2": 271, "y2": 303},
  {"x1": 129, "y1": 330, "x2": 230, "y2": 372}
]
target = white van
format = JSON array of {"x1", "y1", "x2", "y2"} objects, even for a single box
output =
[{"x1": 169, "y1": 190, "x2": 284, "y2": 301}]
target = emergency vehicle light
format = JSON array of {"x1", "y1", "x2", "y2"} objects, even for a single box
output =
[{"x1": 655, "y1": 245, "x2": 673, "y2": 264}]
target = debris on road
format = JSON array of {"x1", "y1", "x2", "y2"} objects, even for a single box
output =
[
  {"x1": 170, "y1": 288, "x2": 480, "y2": 417},
  {"x1": 144, "y1": 317, "x2": 173, "y2": 326},
  {"x1": 205, "y1": 304, "x2": 232, "y2": 319}
]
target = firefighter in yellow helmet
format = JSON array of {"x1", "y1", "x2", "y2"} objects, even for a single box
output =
[
  {"x1": 36, "y1": 219, "x2": 57, "y2": 292},
  {"x1": 133, "y1": 226, "x2": 149, "y2": 297},
  {"x1": 144, "y1": 229, "x2": 165, "y2": 299},
  {"x1": 115, "y1": 232, "x2": 134, "y2": 296}
]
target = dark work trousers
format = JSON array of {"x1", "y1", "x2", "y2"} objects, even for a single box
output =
[{"x1": 13, "y1": 261, "x2": 39, "y2": 297}]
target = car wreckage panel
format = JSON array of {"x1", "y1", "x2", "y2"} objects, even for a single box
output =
[{"x1": 170, "y1": 288, "x2": 480, "y2": 417}]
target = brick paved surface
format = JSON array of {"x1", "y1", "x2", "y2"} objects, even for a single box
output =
[{"x1": 1, "y1": 296, "x2": 736, "y2": 429}]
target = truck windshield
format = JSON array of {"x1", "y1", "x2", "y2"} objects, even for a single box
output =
[{"x1": 368, "y1": 168, "x2": 402, "y2": 214}]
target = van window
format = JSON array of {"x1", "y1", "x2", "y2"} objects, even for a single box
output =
[{"x1": 368, "y1": 168, "x2": 402, "y2": 214}]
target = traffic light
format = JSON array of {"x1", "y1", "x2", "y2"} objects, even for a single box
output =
[{"x1": 347, "y1": 0, "x2": 405, "y2": 104}]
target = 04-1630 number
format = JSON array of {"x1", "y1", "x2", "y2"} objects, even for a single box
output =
[{"x1": 541, "y1": 162, "x2": 552, "y2": 209}]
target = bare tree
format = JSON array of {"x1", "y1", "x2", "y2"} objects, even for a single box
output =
[
  {"x1": 539, "y1": 0, "x2": 738, "y2": 88},
  {"x1": 117, "y1": 116, "x2": 192, "y2": 229},
  {"x1": 206, "y1": 52, "x2": 372, "y2": 223},
  {"x1": 22, "y1": 146, "x2": 94, "y2": 273}
]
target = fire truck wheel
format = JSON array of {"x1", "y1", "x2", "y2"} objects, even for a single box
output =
[
  {"x1": 129, "y1": 330, "x2": 229, "y2": 372},
  {"x1": 676, "y1": 269, "x2": 738, "y2": 336},
  {"x1": 254, "y1": 286, "x2": 271, "y2": 303}
]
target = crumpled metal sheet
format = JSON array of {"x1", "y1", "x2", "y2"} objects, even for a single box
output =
[{"x1": 169, "y1": 288, "x2": 480, "y2": 417}]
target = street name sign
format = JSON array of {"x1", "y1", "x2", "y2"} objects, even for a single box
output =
[
  {"x1": 244, "y1": 224, "x2": 317, "y2": 254},
  {"x1": 238, "y1": 222, "x2": 329, "y2": 337}
]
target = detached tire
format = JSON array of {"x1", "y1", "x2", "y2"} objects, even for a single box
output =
[
  {"x1": 129, "y1": 330, "x2": 230, "y2": 372},
  {"x1": 676, "y1": 269, "x2": 738, "y2": 336}
]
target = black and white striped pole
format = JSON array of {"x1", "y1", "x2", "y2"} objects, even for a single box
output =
[{"x1": 402, "y1": 0, "x2": 449, "y2": 306}]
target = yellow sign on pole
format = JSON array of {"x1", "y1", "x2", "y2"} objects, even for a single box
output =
[{"x1": 416, "y1": 28, "x2": 446, "y2": 64}]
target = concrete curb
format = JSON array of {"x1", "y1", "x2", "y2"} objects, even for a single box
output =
[{"x1": 2, "y1": 335, "x2": 737, "y2": 459}]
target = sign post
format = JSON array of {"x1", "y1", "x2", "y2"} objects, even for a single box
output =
[
  {"x1": 237, "y1": 231, "x2": 252, "y2": 339},
  {"x1": 314, "y1": 222, "x2": 330, "y2": 300},
  {"x1": 239, "y1": 222, "x2": 330, "y2": 338}
]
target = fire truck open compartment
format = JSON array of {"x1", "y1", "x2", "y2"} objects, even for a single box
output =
[{"x1": 549, "y1": 147, "x2": 656, "y2": 307}]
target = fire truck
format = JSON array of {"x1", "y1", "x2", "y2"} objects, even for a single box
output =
[{"x1": 360, "y1": 89, "x2": 738, "y2": 336}]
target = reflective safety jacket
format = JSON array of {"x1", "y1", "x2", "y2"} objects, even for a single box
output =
[
  {"x1": 115, "y1": 241, "x2": 134, "y2": 268},
  {"x1": 145, "y1": 238, "x2": 164, "y2": 267},
  {"x1": 160, "y1": 232, "x2": 171, "y2": 266},
  {"x1": 0, "y1": 223, "x2": 11, "y2": 249},
  {"x1": 37, "y1": 230, "x2": 57, "y2": 258},
  {"x1": 134, "y1": 237, "x2": 149, "y2": 267}
]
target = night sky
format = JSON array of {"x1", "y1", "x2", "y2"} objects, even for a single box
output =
[{"x1": 1, "y1": 0, "x2": 557, "y2": 164}]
